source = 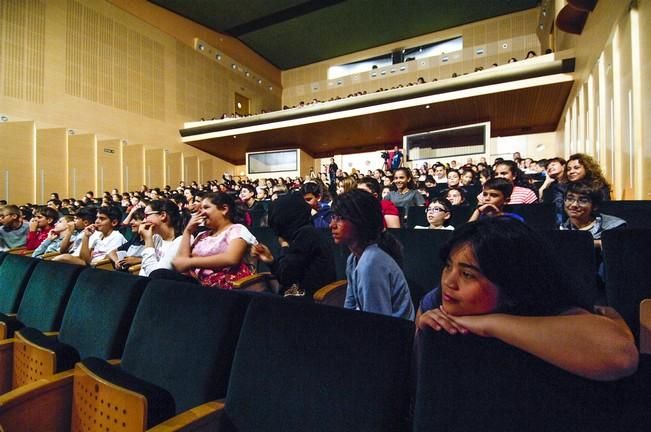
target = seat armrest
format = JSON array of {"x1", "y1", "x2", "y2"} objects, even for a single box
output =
[
  {"x1": 0, "y1": 339, "x2": 15, "y2": 394},
  {"x1": 0, "y1": 370, "x2": 74, "y2": 431},
  {"x1": 232, "y1": 272, "x2": 277, "y2": 293},
  {"x1": 641, "y1": 299, "x2": 651, "y2": 355},
  {"x1": 148, "y1": 401, "x2": 225, "y2": 432},
  {"x1": 129, "y1": 264, "x2": 142, "y2": 275},
  {"x1": 313, "y1": 280, "x2": 347, "y2": 306},
  {"x1": 41, "y1": 252, "x2": 61, "y2": 260},
  {"x1": 92, "y1": 258, "x2": 115, "y2": 270}
]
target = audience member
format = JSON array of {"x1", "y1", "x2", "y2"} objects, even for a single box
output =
[
  {"x1": 301, "y1": 182, "x2": 333, "y2": 229},
  {"x1": 357, "y1": 176, "x2": 401, "y2": 228},
  {"x1": 416, "y1": 216, "x2": 637, "y2": 381},
  {"x1": 490, "y1": 160, "x2": 538, "y2": 204},
  {"x1": 387, "y1": 167, "x2": 425, "y2": 211},
  {"x1": 0, "y1": 205, "x2": 29, "y2": 251},
  {"x1": 331, "y1": 189, "x2": 414, "y2": 320},
  {"x1": 565, "y1": 153, "x2": 611, "y2": 201},
  {"x1": 25, "y1": 206, "x2": 58, "y2": 250},
  {"x1": 106, "y1": 208, "x2": 145, "y2": 271},
  {"x1": 252, "y1": 193, "x2": 336, "y2": 298},
  {"x1": 166, "y1": 192, "x2": 257, "y2": 289},
  {"x1": 31, "y1": 214, "x2": 74, "y2": 258},
  {"x1": 415, "y1": 198, "x2": 454, "y2": 230},
  {"x1": 469, "y1": 178, "x2": 523, "y2": 223},
  {"x1": 138, "y1": 199, "x2": 185, "y2": 277}
]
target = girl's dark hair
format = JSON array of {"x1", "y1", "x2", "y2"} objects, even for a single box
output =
[
  {"x1": 36, "y1": 206, "x2": 58, "y2": 225},
  {"x1": 131, "y1": 208, "x2": 145, "y2": 221},
  {"x1": 357, "y1": 176, "x2": 381, "y2": 196},
  {"x1": 149, "y1": 199, "x2": 188, "y2": 236},
  {"x1": 331, "y1": 189, "x2": 403, "y2": 267},
  {"x1": 394, "y1": 167, "x2": 417, "y2": 190},
  {"x1": 566, "y1": 153, "x2": 612, "y2": 196},
  {"x1": 494, "y1": 160, "x2": 529, "y2": 187},
  {"x1": 439, "y1": 217, "x2": 576, "y2": 315},
  {"x1": 202, "y1": 192, "x2": 246, "y2": 225}
]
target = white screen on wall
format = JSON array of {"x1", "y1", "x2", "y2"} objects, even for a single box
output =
[{"x1": 248, "y1": 150, "x2": 297, "y2": 174}]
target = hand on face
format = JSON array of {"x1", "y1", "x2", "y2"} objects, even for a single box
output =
[
  {"x1": 83, "y1": 225, "x2": 96, "y2": 238},
  {"x1": 29, "y1": 218, "x2": 39, "y2": 231},
  {"x1": 184, "y1": 213, "x2": 205, "y2": 233},
  {"x1": 138, "y1": 222, "x2": 154, "y2": 240}
]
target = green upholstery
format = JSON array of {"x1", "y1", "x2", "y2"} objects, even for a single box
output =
[
  {"x1": 250, "y1": 227, "x2": 281, "y2": 272},
  {"x1": 505, "y1": 203, "x2": 556, "y2": 230},
  {"x1": 0, "y1": 254, "x2": 38, "y2": 314},
  {"x1": 389, "y1": 228, "x2": 453, "y2": 309},
  {"x1": 413, "y1": 329, "x2": 622, "y2": 432},
  {"x1": 406, "y1": 206, "x2": 427, "y2": 229},
  {"x1": 0, "y1": 252, "x2": 6, "y2": 265},
  {"x1": 221, "y1": 297, "x2": 414, "y2": 432},
  {"x1": 10, "y1": 261, "x2": 83, "y2": 336},
  {"x1": 602, "y1": 229, "x2": 651, "y2": 343},
  {"x1": 540, "y1": 230, "x2": 599, "y2": 308},
  {"x1": 118, "y1": 280, "x2": 251, "y2": 415},
  {"x1": 599, "y1": 200, "x2": 651, "y2": 229},
  {"x1": 57, "y1": 268, "x2": 146, "y2": 360}
]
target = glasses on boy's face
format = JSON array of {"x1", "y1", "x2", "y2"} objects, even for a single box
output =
[
  {"x1": 426, "y1": 207, "x2": 448, "y2": 214},
  {"x1": 564, "y1": 195, "x2": 592, "y2": 206}
]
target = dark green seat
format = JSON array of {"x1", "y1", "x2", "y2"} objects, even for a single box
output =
[
  {"x1": 413, "y1": 328, "x2": 622, "y2": 432},
  {"x1": 81, "y1": 280, "x2": 251, "y2": 427},
  {"x1": 602, "y1": 229, "x2": 651, "y2": 343},
  {"x1": 389, "y1": 228, "x2": 453, "y2": 309},
  {"x1": 504, "y1": 203, "x2": 556, "y2": 230},
  {"x1": 540, "y1": 230, "x2": 599, "y2": 307},
  {"x1": 0, "y1": 254, "x2": 38, "y2": 315},
  {"x1": 0, "y1": 260, "x2": 82, "y2": 338},
  {"x1": 18, "y1": 268, "x2": 147, "y2": 372},
  {"x1": 219, "y1": 297, "x2": 414, "y2": 431},
  {"x1": 599, "y1": 201, "x2": 651, "y2": 229},
  {"x1": 406, "y1": 205, "x2": 427, "y2": 228}
]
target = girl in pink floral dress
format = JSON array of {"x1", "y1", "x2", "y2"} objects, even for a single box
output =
[{"x1": 172, "y1": 192, "x2": 257, "y2": 288}]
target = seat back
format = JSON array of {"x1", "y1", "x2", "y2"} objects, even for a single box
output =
[
  {"x1": 413, "y1": 329, "x2": 622, "y2": 432},
  {"x1": 16, "y1": 260, "x2": 83, "y2": 333},
  {"x1": 602, "y1": 229, "x2": 651, "y2": 342},
  {"x1": 250, "y1": 227, "x2": 281, "y2": 273},
  {"x1": 449, "y1": 205, "x2": 473, "y2": 228},
  {"x1": 0, "y1": 254, "x2": 38, "y2": 314},
  {"x1": 599, "y1": 200, "x2": 651, "y2": 229},
  {"x1": 58, "y1": 268, "x2": 147, "y2": 360},
  {"x1": 389, "y1": 228, "x2": 453, "y2": 309},
  {"x1": 504, "y1": 203, "x2": 556, "y2": 230},
  {"x1": 406, "y1": 205, "x2": 427, "y2": 229},
  {"x1": 119, "y1": 280, "x2": 251, "y2": 413},
  {"x1": 540, "y1": 230, "x2": 599, "y2": 307},
  {"x1": 223, "y1": 298, "x2": 414, "y2": 432}
]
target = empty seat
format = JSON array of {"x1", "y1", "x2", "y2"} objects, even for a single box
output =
[
  {"x1": 599, "y1": 201, "x2": 651, "y2": 229},
  {"x1": 602, "y1": 229, "x2": 651, "y2": 343},
  {"x1": 413, "y1": 328, "x2": 623, "y2": 432},
  {"x1": 0, "y1": 260, "x2": 82, "y2": 339},
  {"x1": 540, "y1": 230, "x2": 599, "y2": 307},
  {"x1": 0, "y1": 254, "x2": 38, "y2": 315},
  {"x1": 389, "y1": 228, "x2": 454, "y2": 309},
  {"x1": 7, "y1": 268, "x2": 146, "y2": 392},
  {"x1": 504, "y1": 203, "x2": 557, "y2": 230},
  {"x1": 215, "y1": 297, "x2": 414, "y2": 431}
]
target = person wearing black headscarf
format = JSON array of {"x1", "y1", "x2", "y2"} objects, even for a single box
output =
[{"x1": 251, "y1": 192, "x2": 336, "y2": 298}]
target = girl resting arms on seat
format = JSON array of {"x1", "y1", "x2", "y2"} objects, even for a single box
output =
[{"x1": 416, "y1": 216, "x2": 638, "y2": 381}]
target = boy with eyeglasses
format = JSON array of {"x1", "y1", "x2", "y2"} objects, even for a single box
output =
[{"x1": 415, "y1": 198, "x2": 455, "y2": 230}]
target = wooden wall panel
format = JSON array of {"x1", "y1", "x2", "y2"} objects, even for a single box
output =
[
  {"x1": 145, "y1": 148, "x2": 165, "y2": 188},
  {"x1": 123, "y1": 144, "x2": 144, "y2": 192},
  {"x1": 183, "y1": 155, "x2": 198, "y2": 183},
  {"x1": 68, "y1": 133, "x2": 96, "y2": 199},
  {"x1": 97, "y1": 139, "x2": 121, "y2": 193},
  {"x1": 36, "y1": 128, "x2": 68, "y2": 203},
  {"x1": 167, "y1": 152, "x2": 182, "y2": 187},
  {"x1": 0, "y1": 121, "x2": 35, "y2": 204},
  {"x1": 199, "y1": 159, "x2": 213, "y2": 184}
]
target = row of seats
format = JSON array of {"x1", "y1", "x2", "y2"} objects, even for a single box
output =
[
  {"x1": 251, "y1": 226, "x2": 651, "y2": 334},
  {"x1": 0, "y1": 253, "x2": 648, "y2": 431}
]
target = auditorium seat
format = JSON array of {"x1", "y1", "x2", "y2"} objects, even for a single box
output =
[
  {"x1": 390, "y1": 228, "x2": 454, "y2": 309},
  {"x1": 599, "y1": 200, "x2": 651, "y2": 229},
  {"x1": 0, "y1": 254, "x2": 38, "y2": 316},
  {"x1": 2, "y1": 268, "x2": 146, "y2": 394},
  {"x1": 602, "y1": 229, "x2": 651, "y2": 343},
  {"x1": 313, "y1": 280, "x2": 347, "y2": 306},
  {"x1": 212, "y1": 297, "x2": 414, "y2": 431},
  {"x1": 406, "y1": 205, "x2": 427, "y2": 228},
  {"x1": 449, "y1": 205, "x2": 473, "y2": 228},
  {"x1": 413, "y1": 328, "x2": 624, "y2": 432},
  {"x1": 540, "y1": 230, "x2": 600, "y2": 307},
  {"x1": 0, "y1": 260, "x2": 82, "y2": 340},
  {"x1": 504, "y1": 203, "x2": 556, "y2": 230},
  {"x1": 0, "y1": 280, "x2": 251, "y2": 431}
]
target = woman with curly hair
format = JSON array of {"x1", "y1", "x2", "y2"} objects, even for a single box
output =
[{"x1": 565, "y1": 153, "x2": 611, "y2": 201}]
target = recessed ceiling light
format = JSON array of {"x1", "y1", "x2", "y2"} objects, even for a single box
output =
[
  {"x1": 425, "y1": 105, "x2": 430, "y2": 109},
  {"x1": 216, "y1": 54, "x2": 221, "y2": 60},
  {"x1": 231, "y1": 64, "x2": 237, "y2": 69}
]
